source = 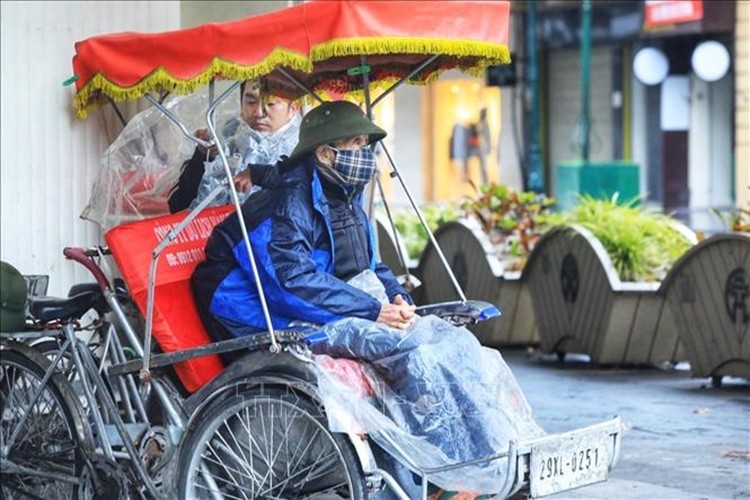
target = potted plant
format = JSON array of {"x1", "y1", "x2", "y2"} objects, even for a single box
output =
[
  {"x1": 524, "y1": 194, "x2": 696, "y2": 365},
  {"x1": 660, "y1": 207, "x2": 750, "y2": 386},
  {"x1": 415, "y1": 183, "x2": 554, "y2": 347}
]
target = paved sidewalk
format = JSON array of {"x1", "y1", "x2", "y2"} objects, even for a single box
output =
[{"x1": 501, "y1": 348, "x2": 750, "y2": 500}]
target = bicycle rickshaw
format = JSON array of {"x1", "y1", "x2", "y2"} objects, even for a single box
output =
[{"x1": 0, "y1": 1, "x2": 623, "y2": 498}]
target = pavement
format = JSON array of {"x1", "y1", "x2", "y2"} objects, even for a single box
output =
[{"x1": 500, "y1": 348, "x2": 750, "y2": 500}]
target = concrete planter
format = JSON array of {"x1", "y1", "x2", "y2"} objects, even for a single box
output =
[
  {"x1": 414, "y1": 219, "x2": 538, "y2": 347},
  {"x1": 660, "y1": 233, "x2": 750, "y2": 385},
  {"x1": 524, "y1": 225, "x2": 690, "y2": 366}
]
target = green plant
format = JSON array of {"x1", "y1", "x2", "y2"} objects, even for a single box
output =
[
  {"x1": 710, "y1": 207, "x2": 750, "y2": 233},
  {"x1": 461, "y1": 183, "x2": 555, "y2": 270},
  {"x1": 389, "y1": 203, "x2": 461, "y2": 260},
  {"x1": 545, "y1": 194, "x2": 693, "y2": 282}
]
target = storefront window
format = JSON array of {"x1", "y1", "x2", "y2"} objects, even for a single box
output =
[{"x1": 422, "y1": 78, "x2": 501, "y2": 202}]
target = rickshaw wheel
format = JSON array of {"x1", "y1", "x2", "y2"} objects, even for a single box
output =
[
  {"x1": 0, "y1": 347, "x2": 88, "y2": 500},
  {"x1": 177, "y1": 384, "x2": 367, "y2": 499}
]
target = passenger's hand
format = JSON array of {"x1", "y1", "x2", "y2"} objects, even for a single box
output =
[
  {"x1": 376, "y1": 295, "x2": 416, "y2": 330},
  {"x1": 393, "y1": 294, "x2": 416, "y2": 319},
  {"x1": 194, "y1": 128, "x2": 217, "y2": 157},
  {"x1": 233, "y1": 169, "x2": 253, "y2": 192}
]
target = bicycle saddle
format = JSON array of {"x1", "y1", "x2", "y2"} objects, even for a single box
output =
[
  {"x1": 28, "y1": 291, "x2": 101, "y2": 323},
  {"x1": 68, "y1": 278, "x2": 130, "y2": 303}
]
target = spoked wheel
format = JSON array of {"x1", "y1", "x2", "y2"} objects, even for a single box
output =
[
  {"x1": 0, "y1": 346, "x2": 89, "y2": 499},
  {"x1": 178, "y1": 385, "x2": 366, "y2": 499}
]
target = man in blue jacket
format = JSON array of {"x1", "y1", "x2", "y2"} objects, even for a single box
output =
[{"x1": 192, "y1": 101, "x2": 416, "y2": 341}]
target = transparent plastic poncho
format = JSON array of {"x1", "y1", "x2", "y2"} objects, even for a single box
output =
[
  {"x1": 80, "y1": 90, "x2": 240, "y2": 230},
  {"x1": 188, "y1": 113, "x2": 301, "y2": 210},
  {"x1": 311, "y1": 271, "x2": 545, "y2": 493}
]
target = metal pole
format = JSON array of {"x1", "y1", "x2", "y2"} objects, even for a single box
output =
[
  {"x1": 371, "y1": 55, "x2": 439, "y2": 109},
  {"x1": 144, "y1": 94, "x2": 213, "y2": 151},
  {"x1": 581, "y1": 0, "x2": 592, "y2": 162},
  {"x1": 380, "y1": 144, "x2": 468, "y2": 302},
  {"x1": 205, "y1": 84, "x2": 281, "y2": 353},
  {"x1": 526, "y1": 0, "x2": 543, "y2": 192},
  {"x1": 375, "y1": 177, "x2": 411, "y2": 280},
  {"x1": 276, "y1": 68, "x2": 326, "y2": 104}
]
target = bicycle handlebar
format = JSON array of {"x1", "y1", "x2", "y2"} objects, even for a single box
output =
[
  {"x1": 82, "y1": 245, "x2": 111, "y2": 257},
  {"x1": 63, "y1": 247, "x2": 111, "y2": 291}
]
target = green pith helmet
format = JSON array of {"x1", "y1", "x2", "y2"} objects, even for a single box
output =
[
  {"x1": 0, "y1": 261, "x2": 27, "y2": 332},
  {"x1": 287, "y1": 101, "x2": 386, "y2": 163}
]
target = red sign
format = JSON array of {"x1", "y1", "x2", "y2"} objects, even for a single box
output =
[
  {"x1": 644, "y1": 0, "x2": 703, "y2": 28},
  {"x1": 105, "y1": 205, "x2": 234, "y2": 392}
]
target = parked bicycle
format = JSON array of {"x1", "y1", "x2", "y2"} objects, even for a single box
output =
[{"x1": 1, "y1": 246, "x2": 183, "y2": 498}]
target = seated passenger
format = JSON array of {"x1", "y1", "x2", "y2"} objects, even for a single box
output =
[
  {"x1": 168, "y1": 79, "x2": 301, "y2": 213},
  {"x1": 193, "y1": 100, "x2": 415, "y2": 338},
  {"x1": 193, "y1": 101, "x2": 542, "y2": 497}
]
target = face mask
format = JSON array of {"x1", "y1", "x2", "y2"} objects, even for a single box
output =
[{"x1": 327, "y1": 145, "x2": 378, "y2": 187}]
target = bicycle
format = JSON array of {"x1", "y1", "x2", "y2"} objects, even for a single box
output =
[
  {"x1": 0, "y1": 339, "x2": 94, "y2": 499},
  {"x1": 17, "y1": 248, "x2": 150, "y2": 428},
  {"x1": 2, "y1": 244, "x2": 384, "y2": 499}
]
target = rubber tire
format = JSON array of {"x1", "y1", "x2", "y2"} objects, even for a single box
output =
[
  {"x1": 0, "y1": 345, "x2": 91, "y2": 499},
  {"x1": 176, "y1": 384, "x2": 367, "y2": 499}
]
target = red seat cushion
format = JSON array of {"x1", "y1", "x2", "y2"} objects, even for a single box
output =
[
  {"x1": 316, "y1": 355, "x2": 375, "y2": 397},
  {"x1": 105, "y1": 205, "x2": 233, "y2": 393}
]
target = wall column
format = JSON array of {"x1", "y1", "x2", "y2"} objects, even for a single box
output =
[{"x1": 736, "y1": 1, "x2": 749, "y2": 208}]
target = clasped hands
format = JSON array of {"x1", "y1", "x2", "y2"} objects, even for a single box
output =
[
  {"x1": 376, "y1": 294, "x2": 417, "y2": 330},
  {"x1": 194, "y1": 128, "x2": 253, "y2": 193}
]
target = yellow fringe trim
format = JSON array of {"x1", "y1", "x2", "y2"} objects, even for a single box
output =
[
  {"x1": 301, "y1": 64, "x2": 493, "y2": 105},
  {"x1": 74, "y1": 47, "x2": 311, "y2": 118},
  {"x1": 75, "y1": 37, "x2": 511, "y2": 118},
  {"x1": 300, "y1": 36, "x2": 510, "y2": 106},
  {"x1": 310, "y1": 37, "x2": 510, "y2": 67}
]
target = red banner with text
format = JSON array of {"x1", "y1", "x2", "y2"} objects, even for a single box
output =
[{"x1": 644, "y1": 0, "x2": 703, "y2": 28}]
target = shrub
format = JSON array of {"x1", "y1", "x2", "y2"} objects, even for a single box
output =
[
  {"x1": 389, "y1": 203, "x2": 462, "y2": 260},
  {"x1": 711, "y1": 207, "x2": 750, "y2": 233},
  {"x1": 545, "y1": 194, "x2": 693, "y2": 282},
  {"x1": 461, "y1": 183, "x2": 555, "y2": 271}
]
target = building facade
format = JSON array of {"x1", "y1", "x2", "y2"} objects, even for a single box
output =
[{"x1": 1, "y1": 0, "x2": 747, "y2": 296}]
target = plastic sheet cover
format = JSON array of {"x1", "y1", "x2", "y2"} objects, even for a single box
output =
[
  {"x1": 189, "y1": 113, "x2": 301, "y2": 210},
  {"x1": 80, "y1": 89, "x2": 239, "y2": 231},
  {"x1": 311, "y1": 274, "x2": 545, "y2": 492}
]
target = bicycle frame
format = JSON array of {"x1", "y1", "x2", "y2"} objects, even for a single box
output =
[
  {"x1": 63, "y1": 248, "x2": 187, "y2": 429},
  {"x1": 3, "y1": 248, "x2": 185, "y2": 498},
  {"x1": 3, "y1": 313, "x2": 173, "y2": 498}
]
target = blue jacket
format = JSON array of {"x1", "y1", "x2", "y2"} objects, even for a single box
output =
[{"x1": 192, "y1": 157, "x2": 411, "y2": 339}]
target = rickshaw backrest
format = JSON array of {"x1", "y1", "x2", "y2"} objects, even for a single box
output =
[{"x1": 105, "y1": 205, "x2": 233, "y2": 393}]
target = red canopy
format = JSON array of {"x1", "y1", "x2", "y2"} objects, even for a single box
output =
[{"x1": 72, "y1": 0, "x2": 510, "y2": 117}]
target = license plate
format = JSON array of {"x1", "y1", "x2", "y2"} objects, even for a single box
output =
[{"x1": 529, "y1": 430, "x2": 610, "y2": 497}]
